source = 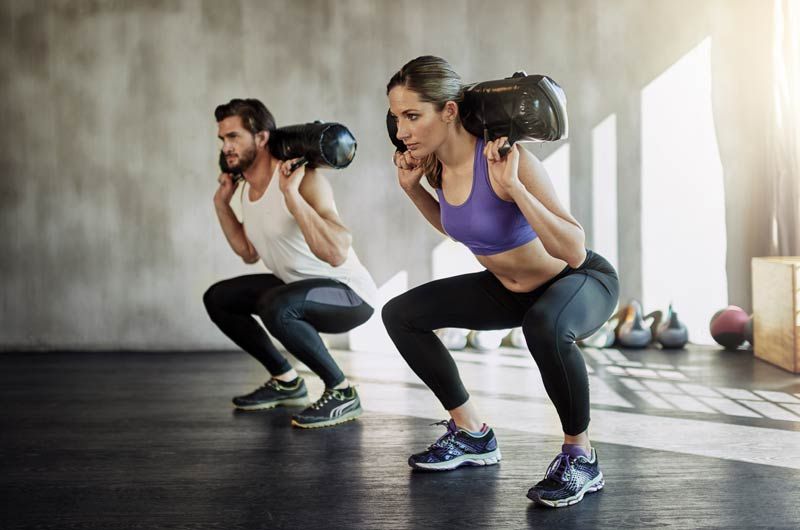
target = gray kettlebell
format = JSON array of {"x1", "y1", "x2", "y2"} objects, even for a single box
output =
[
  {"x1": 617, "y1": 301, "x2": 652, "y2": 348},
  {"x1": 656, "y1": 304, "x2": 689, "y2": 349}
]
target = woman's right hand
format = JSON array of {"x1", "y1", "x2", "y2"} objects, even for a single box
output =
[
  {"x1": 214, "y1": 172, "x2": 236, "y2": 207},
  {"x1": 393, "y1": 150, "x2": 425, "y2": 191}
]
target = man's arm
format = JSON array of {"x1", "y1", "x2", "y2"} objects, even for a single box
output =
[
  {"x1": 281, "y1": 166, "x2": 352, "y2": 267},
  {"x1": 213, "y1": 173, "x2": 259, "y2": 264}
]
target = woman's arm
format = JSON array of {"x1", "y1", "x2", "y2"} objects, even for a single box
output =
[
  {"x1": 485, "y1": 139, "x2": 586, "y2": 267},
  {"x1": 394, "y1": 150, "x2": 446, "y2": 235}
]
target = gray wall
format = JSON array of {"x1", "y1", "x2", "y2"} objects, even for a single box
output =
[{"x1": 0, "y1": 0, "x2": 774, "y2": 349}]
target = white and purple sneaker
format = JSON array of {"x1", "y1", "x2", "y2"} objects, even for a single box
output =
[
  {"x1": 409, "y1": 419, "x2": 501, "y2": 471},
  {"x1": 527, "y1": 447, "x2": 605, "y2": 507}
]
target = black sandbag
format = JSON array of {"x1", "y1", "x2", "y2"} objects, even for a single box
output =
[
  {"x1": 386, "y1": 111, "x2": 407, "y2": 153},
  {"x1": 460, "y1": 72, "x2": 568, "y2": 145},
  {"x1": 269, "y1": 121, "x2": 357, "y2": 169},
  {"x1": 387, "y1": 72, "x2": 567, "y2": 154}
]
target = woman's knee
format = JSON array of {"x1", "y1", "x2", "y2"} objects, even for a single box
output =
[
  {"x1": 381, "y1": 294, "x2": 412, "y2": 331},
  {"x1": 522, "y1": 308, "x2": 572, "y2": 354}
]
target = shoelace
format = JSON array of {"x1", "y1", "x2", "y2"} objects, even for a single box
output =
[
  {"x1": 544, "y1": 453, "x2": 574, "y2": 483},
  {"x1": 263, "y1": 379, "x2": 283, "y2": 391},
  {"x1": 429, "y1": 420, "x2": 459, "y2": 449},
  {"x1": 310, "y1": 388, "x2": 342, "y2": 410}
]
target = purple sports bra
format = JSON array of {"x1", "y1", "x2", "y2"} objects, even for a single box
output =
[{"x1": 435, "y1": 137, "x2": 538, "y2": 256}]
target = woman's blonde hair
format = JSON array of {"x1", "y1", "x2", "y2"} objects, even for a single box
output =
[{"x1": 387, "y1": 56, "x2": 463, "y2": 188}]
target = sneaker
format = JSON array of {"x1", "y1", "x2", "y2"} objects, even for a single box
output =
[
  {"x1": 408, "y1": 419, "x2": 501, "y2": 471},
  {"x1": 526, "y1": 448, "x2": 605, "y2": 507},
  {"x1": 232, "y1": 377, "x2": 310, "y2": 411},
  {"x1": 291, "y1": 386, "x2": 362, "y2": 428}
]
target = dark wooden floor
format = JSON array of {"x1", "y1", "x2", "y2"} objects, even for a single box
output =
[{"x1": 2, "y1": 351, "x2": 800, "y2": 529}]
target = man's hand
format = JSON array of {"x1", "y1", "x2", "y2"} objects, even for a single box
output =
[
  {"x1": 279, "y1": 158, "x2": 307, "y2": 195},
  {"x1": 214, "y1": 173, "x2": 237, "y2": 207}
]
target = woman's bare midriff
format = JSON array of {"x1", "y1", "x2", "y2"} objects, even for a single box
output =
[{"x1": 475, "y1": 238, "x2": 572, "y2": 293}]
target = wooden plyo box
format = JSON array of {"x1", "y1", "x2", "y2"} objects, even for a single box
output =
[{"x1": 752, "y1": 257, "x2": 800, "y2": 373}]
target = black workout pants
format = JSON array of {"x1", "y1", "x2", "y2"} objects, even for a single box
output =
[
  {"x1": 204, "y1": 274, "x2": 374, "y2": 388},
  {"x1": 381, "y1": 250, "x2": 619, "y2": 435}
]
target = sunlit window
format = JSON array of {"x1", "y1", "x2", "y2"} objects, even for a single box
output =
[
  {"x1": 542, "y1": 143, "x2": 571, "y2": 211},
  {"x1": 641, "y1": 37, "x2": 727, "y2": 344},
  {"x1": 592, "y1": 114, "x2": 619, "y2": 270}
]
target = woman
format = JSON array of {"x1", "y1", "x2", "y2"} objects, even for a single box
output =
[{"x1": 381, "y1": 57, "x2": 619, "y2": 507}]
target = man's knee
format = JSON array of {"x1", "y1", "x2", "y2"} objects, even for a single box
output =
[
  {"x1": 256, "y1": 292, "x2": 298, "y2": 332},
  {"x1": 203, "y1": 283, "x2": 224, "y2": 317}
]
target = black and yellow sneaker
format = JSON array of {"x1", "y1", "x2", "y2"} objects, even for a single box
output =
[
  {"x1": 291, "y1": 386, "x2": 362, "y2": 428},
  {"x1": 232, "y1": 377, "x2": 310, "y2": 411}
]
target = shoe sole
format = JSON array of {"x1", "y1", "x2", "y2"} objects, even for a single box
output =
[
  {"x1": 527, "y1": 472, "x2": 604, "y2": 508},
  {"x1": 233, "y1": 396, "x2": 311, "y2": 411},
  {"x1": 409, "y1": 448, "x2": 502, "y2": 471},
  {"x1": 291, "y1": 408, "x2": 362, "y2": 429}
]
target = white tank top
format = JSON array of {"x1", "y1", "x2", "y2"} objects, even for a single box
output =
[{"x1": 241, "y1": 176, "x2": 378, "y2": 308}]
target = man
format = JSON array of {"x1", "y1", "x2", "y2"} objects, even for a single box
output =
[{"x1": 203, "y1": 99, "x2": 377, "y2": 428}]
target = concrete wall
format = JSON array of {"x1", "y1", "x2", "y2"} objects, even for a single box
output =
[{"x1": 0, "y1": 0, "x2": 774, "y2": 349}]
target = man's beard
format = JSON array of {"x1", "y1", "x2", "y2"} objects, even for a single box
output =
[{"x1": 226, "y1": 143, "x2": 257, "y2": 173}]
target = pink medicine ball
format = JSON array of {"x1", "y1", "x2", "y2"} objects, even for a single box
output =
[{"x1": 709, "y1": 305, "x2": 749, "y2": 349}]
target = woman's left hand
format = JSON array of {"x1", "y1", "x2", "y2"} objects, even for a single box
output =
[
  {"x1": 278, "y1": 158, "x2": 306, "y2": 194},
  {"x1": 484, "y1": 137, "x2": 523, "y2": 194}
]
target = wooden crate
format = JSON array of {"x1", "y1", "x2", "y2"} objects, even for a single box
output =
[{"x1": 751, "y1": 257, "x2": 800, "y2": 373}]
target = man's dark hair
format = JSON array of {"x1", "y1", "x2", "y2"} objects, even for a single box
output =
[{"x1": 214, "y1": 98, "x2": 276, "y2": 135}]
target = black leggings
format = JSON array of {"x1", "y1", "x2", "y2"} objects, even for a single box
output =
[
  {"x1": 203, "y1": 275, "x2": 374, "y2": 388},
  {"x1": 381, "y1": 250, "x2": 619, "y2": 435}
]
